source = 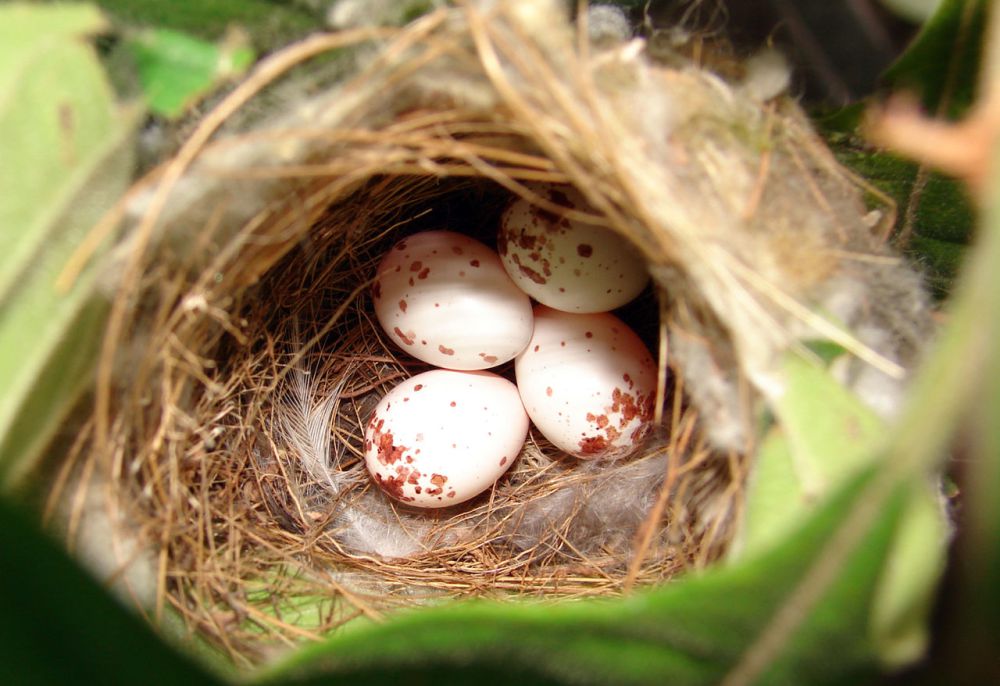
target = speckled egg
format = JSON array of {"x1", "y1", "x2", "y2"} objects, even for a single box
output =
[
  {"x1": 364, "y1": 369, "x2": 528, "y2": 508},
  {"x1": 373, "y1": 231, "x2": 534, "y2": 370},
  {"x1": 515, "y1": 306, "x2": 657, "y2": 459},
  {"x1": 498, "y1": 184, "x2": 649, "y2": 313}
]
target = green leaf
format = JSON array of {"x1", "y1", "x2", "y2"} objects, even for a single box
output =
[
  {"x1": 0, "y1": 498, "x2": 221, "y2": 686},
  {"x1": 126, "y1": 28, "x2": 254, "y2": 118},
  {"x1": 735, "y1": 351, "x2": 947, "y2": 669},
  {"x1": 771, "y1": 353, "x2": 886, "y2": 503},
  {"x1": 0, "y1": 3, "x2": 110, "y2": 304},
  {"x1": 870, "y1": 477, "x2": 949, "y2": 668},
  {"x1": 738, "y1": 427, "x2": 804, "y2": 557},
  {"x1": 0, "y1": 3, "x2": 136, "y2": 490},
  {"x1": 86, "y1": 0, "x2": 323, "y2": 52},
  {"x1": 940, "y1": 109, "x2": 1000, "y2": 683},
  {"x1": 882, "y1": 0, "x2": 988, "y2": 117}
]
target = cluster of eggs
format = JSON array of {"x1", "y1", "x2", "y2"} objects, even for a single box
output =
[{"x1": 363, "y1": 184, "x2": 658, "y2": 508}]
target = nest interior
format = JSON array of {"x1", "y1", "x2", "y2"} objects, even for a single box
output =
[{"x1": 48, "y1": 0, "x2": 932, "y2": 667}]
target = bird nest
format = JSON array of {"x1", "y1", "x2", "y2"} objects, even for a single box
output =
[{"x1": 48, "y1": 0, "x2": 930, "y2": 667}]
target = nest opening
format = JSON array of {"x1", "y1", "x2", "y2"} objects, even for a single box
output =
[{"x1": 215, "y1": 171, "x2": 740, "y2": 584}]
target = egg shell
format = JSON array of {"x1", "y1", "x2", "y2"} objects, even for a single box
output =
[
  {"x1": 364, "y1": 369, "x2": 528, "y2": 508},
  {"x1": 498, "y1": 184, "x2": 649, "y2": 313},
  {"x1": 373, "y1": 231, "x2": 533, "y2": 370},
  {"x1": 515, "y1": 306, "x2": 657, "y2": 459}
]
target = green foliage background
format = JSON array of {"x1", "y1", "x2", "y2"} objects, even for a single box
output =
[{"x1": 0, "y1": 1, "x2": 996, "y2": 684}]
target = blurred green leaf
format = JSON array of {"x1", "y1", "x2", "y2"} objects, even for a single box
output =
[
  {"x1": 737, "y1": 350, "x2": 884, "y2": 539},
  {"x1": 126, "y1": 28, "x2": 254, "y2": 118},
  {"x1": 0, "y1": 498, "x2": 221, "y2": 686},
  {"x1": 937, "y1": 109, "x2": 1000, "y2": 684},
  {"x1": 736, "y1": 353, "x2": 947, "y2": 669},
  {"x1": 86, "y1": 0, "x2": 322, "y2": 52},
  {"x1": 882, "y1": 0, "x2": 988, "y2": 117},
  {"x1": 0, "y1": 3, "x2": 136, "y2": 490},
  {"x1": 0, "y1": 3, "x2": 109, "y2": 303},
  {"x1": 870, "y1": 477, "x2": 949, "y2": 668}
]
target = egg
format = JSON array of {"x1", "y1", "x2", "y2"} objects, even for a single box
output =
[
  {"x1": 364, "y1": 369, "x2": 528, "y2": 508},
  {"x1": 515, "y1": 306, "x2": 657, "y2": 459},
  {"x1": 373, "y1": 231, "x2": 533, "y2": 370},
  {"x1": 498, "y1": 184, "x2": 649, "y2": 313}
]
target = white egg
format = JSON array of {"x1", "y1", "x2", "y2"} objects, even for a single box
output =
[
  {"x1": 373, "y1": 231, "x2": 533, "y2": 370},
  {"x1": 364, "y1": 369, "x2": 528, "y2": 508},
  {"x1": 515, "y1": 306, "x2": 657, "y2": 459},
  {"x1": 498, "y1": 184, "x2": 649, "y2": 313}
]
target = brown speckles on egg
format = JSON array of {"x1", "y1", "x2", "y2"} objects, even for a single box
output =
[
  {"x1": 438, "y1": 345, "x2": 455, "y2": 356},
  {"x1": 470, "y1": 259, "x2": 480, "y2": 267},
  {"x1": 427, "y1": 473, "x2": 448, "y2": 496},
  {"x1": 410, "y1": 261, "x2": 423, "y2": 272},
  {"x1": 417, "y1": 267, "x2": 430, "y2": 280},
  {"x1": 577, "y1": 243, "x2": 593, "y2": 258},
  {"x1": 414, "y1": 384, "x2": 424, "y2": 391},
  {"x1": 585, "y1": 331, "x2": 593, "y2": 338},
  {"x1": 393, "y1": 327, "x2": 415, "y2": 346},
  {"x1": 499, "y1": 456, "x2": 508, "y2": 466},
  {"x1": 369, "y1": 422, "x2": 406, "y2": 466},
  {"x1": 512, "y1": 254, "x2": 546, "y2": 285},
  {"x1": 398, "y1": 299, "x2": 407, "y2": 313},
  {"x1": 546, "y1": 387, "x2": 553, "y2": 397},
  {"x1": 374, "y1": 470, "x2": 415, "y2": 502},
  {"x1": 578, "y1": 435, "x2": 608, "y2": 455},
  {"x1": 449, "y1": 401, "x2": 456, "y2": 407},
  {"x1": 395, "y1": 240, "x2": 408, "y2": 251},
  {"x1": 452, "y1": 245, "x2": 463, "y2": 255},
  {"x1": 479, "y1": 353, "x2": 498, "y2": 364}
]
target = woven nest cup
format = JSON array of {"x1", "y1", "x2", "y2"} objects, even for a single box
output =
[{"x1": 50, "y1": 1, "x2": 932, "y2": 666}]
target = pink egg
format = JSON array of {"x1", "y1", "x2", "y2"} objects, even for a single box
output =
[
  {"x1": 515, "y1": 306, "x2": 658, "y2": 459},
  {"x1": 364, "y1": 370, "x2": 528, "y2": 508},
  {"x1": 373, "y1": 231, "x2": 533, "y2": 370}
]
